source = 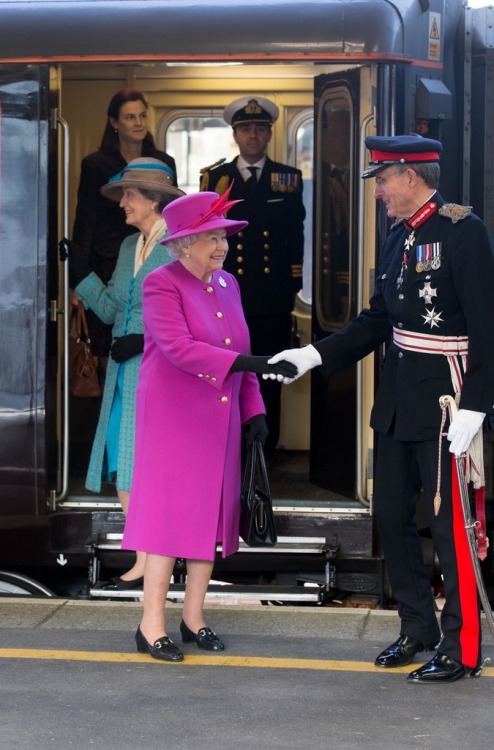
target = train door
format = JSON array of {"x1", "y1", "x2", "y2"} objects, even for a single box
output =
[
  {"x1": 310, "y1": 67, "x2": 377, "y2": 505},
  {"x1": 0, "y1": 64, "x2": 62, "y2": 571}
]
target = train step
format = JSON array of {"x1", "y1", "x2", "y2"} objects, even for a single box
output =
[
  {"x1": 89, "y1": 581, "x2": 321, "y2": 603},
  {"x1": 93, "y1": 534, "x2": 330, "y2": 555}
]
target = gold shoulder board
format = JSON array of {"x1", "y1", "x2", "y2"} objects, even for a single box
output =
[
  {"x1": 438, "y1": 203, "x2": 473, "y2": 223},
  {"x1": 199, "y1": 158, "x2": 227, "y2": 174}
]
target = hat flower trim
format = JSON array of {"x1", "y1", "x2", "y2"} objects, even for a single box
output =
[{"x1": 189, "y1": 182, "x2": 242, "y2": 229}]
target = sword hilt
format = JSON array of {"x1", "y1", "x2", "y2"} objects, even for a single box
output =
[{"x1": 439, "y1": 394, "x2": 458, "y2": 421}]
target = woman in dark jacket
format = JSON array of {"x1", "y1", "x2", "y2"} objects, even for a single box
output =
[{"x1": 72, "y1": 88, "x2": 178, "y2": 370}]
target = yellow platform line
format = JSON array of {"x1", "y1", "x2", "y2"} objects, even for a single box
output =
[{"x1": 0, "y1": 648, "x2": 493, "y2": 676}]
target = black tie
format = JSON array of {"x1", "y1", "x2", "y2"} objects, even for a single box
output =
[{"x1": 245, "y1": 166, "x2": 258, "y2": 194}]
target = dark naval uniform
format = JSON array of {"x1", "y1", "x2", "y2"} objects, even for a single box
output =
[
  {"x1": 315, "y1": 191, "x2": 494, "y2": 669},
  {"x1": 200, "y1": 156, "x2": 305, "y2": 453},
  {"x1": 200, "y1": 156, "x2": 304, "y2": 315}
]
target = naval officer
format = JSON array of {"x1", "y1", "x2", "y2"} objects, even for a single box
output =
[{"x1": 200, "y1": 96, "x2": 305, "y2": 457}]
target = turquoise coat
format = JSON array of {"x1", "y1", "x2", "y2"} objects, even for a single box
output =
[{"x1": 76, "y1": 233, "x2": 171, "y2": 492}]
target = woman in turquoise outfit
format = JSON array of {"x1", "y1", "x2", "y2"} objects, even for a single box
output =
[{"x1": 61, "y1": 158, "x2": 183, "y2": 589}]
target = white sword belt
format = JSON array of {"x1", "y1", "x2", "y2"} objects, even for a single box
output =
[
  {"x1": 392, "y1": 327, "x2": 468, "y2": 395},
  {"x1": 393, "y1": 327, "x2": 485, "y2": 496}
]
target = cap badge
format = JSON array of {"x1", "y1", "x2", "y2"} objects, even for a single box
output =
[{"x1": 244, "y1": 100, "x2": 262, "y2": 115}]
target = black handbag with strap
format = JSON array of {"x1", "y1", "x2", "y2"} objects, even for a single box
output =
[{"x1": 239, "y1": 440, "x2": 277, "y2": 547}]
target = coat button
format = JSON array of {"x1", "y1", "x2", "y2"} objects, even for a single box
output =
[
  {"x1": 263, "y1": 255, "x2": 270, "y2": 262},
  {"x1": 398, "y1": 294, "x2": 404, "y2": 300},
  {"x1": 198, "y1": 373, "x2": 204, "y2": 378},
  {"x1": 398, "y1": 352, "x2": 404, "y2": 359},
  {"x1": 206, "y1": 285, "x2": 214, "y2": 293},
  {"x1": 211, "y1": 377, "x2": 217, "y2": 382},
  {"x1": 216, "y1": 312, "x2": 223, "y2": 318},
  {"x1": 398, "y1": 322, "x2": 403, "y2": 328},
  {"x1": 237, "y1": 256, "x2": 244, "y2": 263},
  {"x1": 263, "y1": 230, "x2": 270, "y2": 237},
  {"x1": 264, "y1": 268, "x2": 271, "y2": 274},
  {"x1": 224, "y1": 338, "x2": 231, "y2": 345},
  {"x1": 237, "y1": 269, "x2": 244, "y2": 275},
  {"x1": 236, "y1": 243, "x2": 244, "y2": 250},
  {"x1": 220, "y1": 396, "x2": 228, "y2": 404}
]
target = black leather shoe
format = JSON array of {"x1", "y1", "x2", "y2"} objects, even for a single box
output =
[
  {"x1": 135, "y1": 626, "x2": 184, "y2": 662},
  {"x1": 180, "y1": 620, "x2": 225, "y2": 651},
  {"x1": 100, "y1": 576, "x2": 144, "y2": 591},
  {"x1": 375, "y1": 635, "x2": 435, "y2": 668},
  {"x1": 407, "y1": 652, "x2": 478, "y2": 683}
]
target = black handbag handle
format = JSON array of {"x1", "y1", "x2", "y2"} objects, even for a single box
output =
[
  {"x1": 253, "y1": 439, "x2": 271, "y2": 497},
  {"x1": 241, "y1": 440, "x2": 271, "y2": 511}
]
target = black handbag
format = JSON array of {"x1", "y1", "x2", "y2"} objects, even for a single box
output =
[{"x1": 239, "y1": 440, "x2": 277, "y2": 546}]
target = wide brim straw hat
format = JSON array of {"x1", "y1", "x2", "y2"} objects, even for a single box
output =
[
  {"x1": 160, "y1": 187, "x2": 248, "y2": 243},
  {"x1": 100, "y1": 157, "x2": 184, "y2": 201}
]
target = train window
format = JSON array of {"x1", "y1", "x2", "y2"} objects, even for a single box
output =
[
  {"x1": 316, "y1": 92, "x2": 352, "y2": 330},
  {"x1": 290, "y1": 112, "x2": 313, "y2": 304},
  {"x1": 158, "y1": 112, "x2": 236, "y2": 193}
]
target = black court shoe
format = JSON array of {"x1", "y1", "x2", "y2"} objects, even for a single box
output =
[
  {"x1": 180, "y1": 620, "x2": 225, "y2": 651},
  {"x1": 135, "y1": 626, "x2": 184, "y2": 662},
  {"x1": 375, "y1": 635, "x2": 436, "y2": 668},
  {"x1": 100, "y1": 576, "x2": 144, "y2": 592}
]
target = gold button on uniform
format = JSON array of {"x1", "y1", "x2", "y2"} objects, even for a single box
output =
[
  {"x1": 236, "y1": 243, "x2": 244, "y2": 250},
  {"x1": 263, "y1": 230, "x2": 270, "y2": 237},
  {"x1": 220, "y1": 396, "x2": 228, "y2": 404},
  {"x1": 206, "y1": 285, "x2": 214, "y2": 293},
  {"x1": 216, "y1": 312, "x2": 223, "y2": 318},
  {"x1": 237, "y1": 256, "x2": 244, "y2": 263},
  {"x1": 237, "y1": 269, "x2": 244, "y2": 275},
  {"x1": 224, "y1": 338, "x2": 231, "y2": 346},
  {"x1": 264, "y1": 268, "x2": 271, "y2": 274}
]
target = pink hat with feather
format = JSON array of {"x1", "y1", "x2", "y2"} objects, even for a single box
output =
[{"x1": 160, "y1": 184, "x2": 248, "y2": 243}]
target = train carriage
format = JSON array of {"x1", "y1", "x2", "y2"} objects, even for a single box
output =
[{"x1": 0, "y1": 0, "x2": 492, "y2": 600}]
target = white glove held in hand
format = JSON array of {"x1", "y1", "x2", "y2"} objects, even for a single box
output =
[
  {"x1": 447, "y1": 409, "x2": 485, "y2": 455},
  {"x1": 264, "y1": 344, "x2": 322, "y2": 384}
]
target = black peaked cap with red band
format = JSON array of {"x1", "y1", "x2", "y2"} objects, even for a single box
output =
[{"x1": 362, "y1": 134, "x2": 443, "y2": 179}]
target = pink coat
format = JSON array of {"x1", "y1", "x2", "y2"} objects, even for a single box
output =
[{"x1": 122, "y1": 261, "x2": 265, "y2": 560}]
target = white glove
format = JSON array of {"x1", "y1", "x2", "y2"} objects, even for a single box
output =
[
  {"x1": 447, "y1": 409, "x2": 485, "y2": 456},
  {"x1": 263, "y1": 344, "x2": 322, "y2": 384}
]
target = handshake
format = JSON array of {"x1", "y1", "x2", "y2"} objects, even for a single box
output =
[
  {"x1": 263, "y1": 344, "x2": 322, "y2": 383},
  {"x1": 231, "y1": 345, "x2": 322, "y2": 384}
]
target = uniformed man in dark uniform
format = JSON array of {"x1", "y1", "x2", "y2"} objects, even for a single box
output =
[
  {"x1": 267, "y1": 134, "x2": 494, "y2": 683},
  {"x1": 199, "y1": 96, "x2": 305, "y2": 457}
]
